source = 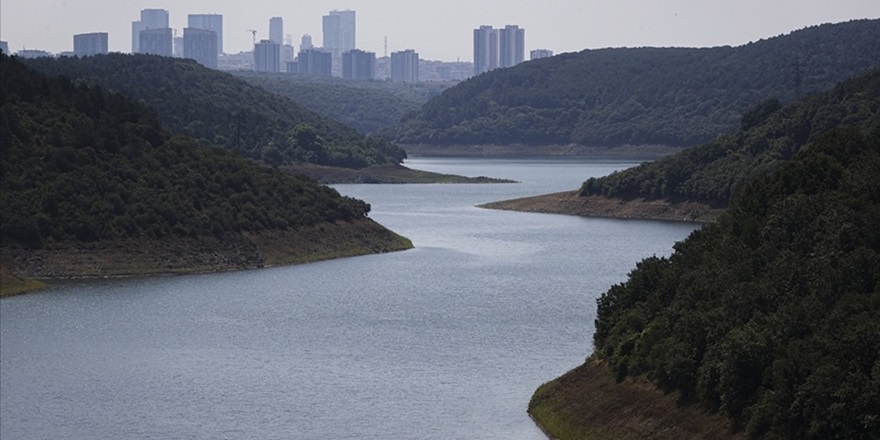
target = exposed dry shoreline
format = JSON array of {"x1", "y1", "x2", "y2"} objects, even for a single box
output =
[
  {"x1": 529, "y1": 357, "x2": 743, "y2": 440},
  {"x1": 480, "y1": 191, "x2": 724, "y2": 224},
  {"x1": 0, "y1": 219, "x2": 412, "y2": 296}
]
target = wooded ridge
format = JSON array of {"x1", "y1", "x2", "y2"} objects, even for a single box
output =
[{"x1": 385, "y1": 20, "x2": 880, "y2": 150}]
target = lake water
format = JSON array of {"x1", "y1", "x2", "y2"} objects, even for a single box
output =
[{"x1": 0, "y1": 157, "x2": 699, "y2": 440}]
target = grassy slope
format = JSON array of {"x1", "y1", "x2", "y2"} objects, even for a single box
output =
[
  {"x1": 529, "y1": 357, "x2": 743, "y2": 440},
  {"x1": 2, "y1": 219, "x2": 412, "y2": 282}
]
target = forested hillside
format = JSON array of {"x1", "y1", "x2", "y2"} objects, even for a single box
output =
[
  {"x1": 387, "y1": 19, "x2": 880, "y2": 149},
  {"x1": 0, "y1": 53, "x2": 402, "y2": 253},
  {"x1": 23, "y1": 54, "x2": 405, "y2": 169},
  {"x1": 590, "y1": 124, "x2": 880, "y2": 438},
  {"x1": 233, "y1": 71, "x2": 452, "y2": 134},
  {"x1": 580, "y1": 68, "x2": 880, "y2": 206}
]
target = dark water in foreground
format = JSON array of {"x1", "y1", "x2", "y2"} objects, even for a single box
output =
[{"x1": 1, "y1": 157, "x2": 698, "y2": 439}]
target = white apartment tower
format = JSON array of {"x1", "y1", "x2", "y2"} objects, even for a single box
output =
[
  {"x1": 132, "y1": 9, "x2": 169, "y2": 54},
  {"x1": 188, "y1": 14, "x2": 223, "y2": 54},
  {"x1": 322, "y1": 10, "x2": 356, "y2": 58}
]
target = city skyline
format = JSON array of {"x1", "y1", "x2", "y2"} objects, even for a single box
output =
[{"x1": 1, "y1": 1, "x2": 878, "y2": 61}]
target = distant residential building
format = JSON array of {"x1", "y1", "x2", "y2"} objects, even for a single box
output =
[
  {"x1": 301, "y1": 34, "x2": 313, "y2": 50},
  {"x1": 342, "y1": 49, "x2": 375, "y2": 80},
  {"x1": 391, "y1": 49, "x2": 419, "y2": 83},
  {"x1": 281, "y1": 44, "x2": 295, "y2": 65},
  {"x1": 473, "y1": 25, "x2": 499, "y2": 75},
  {"x1": 139, "y1": 28, "x2": 173, "y2": 57},
  {"x1": 218, "y1": 51, "x2": 254, "y2": 71},
  {"x1": 269, "y1": 17, "x2": 283, "y2": 45},
  {"x1": 474, "y1": 25, "x2": 525, "y2": 74},
  {"x1": 498, "y1": 25, "x2": 525, "y2": 68},
  {"x1": 73, "y1": 32, "x2": 108, "y2": 57},
  {"x1": 530, "y1": 49, "x2": 553, "y2": 60},
  {"x1": 184, "y1": 28, "x2": 218, "y2": 68},
  {"x1": 286, "y1": 61, "x2": 298, "y2": 73},
  {"x1": 0, "y1": 41, "x2": 9, "y2": 54},
  {"x1": 16, "y1": 49, "x2": 52, "y2": 59},
  {"x1": 297, "y1": 49, "x2": 332, "y2": 76},
  {"x1": 174, "y1": 36, "x2": 184, "y2": 57},
  {"x1": 322, "y1": 10, "x2": 355, "y2": 58},
  {"x1": 132, "y1": 9, "x2": 169, "y2": 53},
  {"x1": 188, "y1": 14, "x2": 223, "y2": 54},
  {"x1": 254, "y1": 39, "x2": 281, "y2": 72}
]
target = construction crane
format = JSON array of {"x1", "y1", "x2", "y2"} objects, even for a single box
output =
[{"x1": 246, "y1": 29, "x2": 257, "y2": 46}]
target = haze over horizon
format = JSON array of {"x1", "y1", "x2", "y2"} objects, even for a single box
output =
[{"x1": 1, "y1": 0, "x2": 878, "y2": 61}]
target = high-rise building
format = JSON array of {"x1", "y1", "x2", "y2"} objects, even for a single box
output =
[
  {"x1": 322, "y1": 10, "x2": 355, "y2": 58},
  {"x1": 269, "y1": 17, "x2": 283, "y2": 45},
  {"x1": 473, "y1": 25, "x2": 499, "y2": 75},
  {"x1": 391, "y1": 49, "x2": 419, "y2": 83},
  {"x1": 188, "y1": 14, "x2": 223, "y2": 54},
  {"x1": 0, "y1": 41, "x2": 9, "y2": 55},
  {"x1": 297, "y1": 49, "x2": 332, "y2": 76},
  {"x1": 281, "y1": 44, "x2": 295, "y2": 65},
  {"x1": 474, "y1": 25, "x2": 525, "y2": 74},
  {"x1": 132, "y1": 9, "x2": 169, "y2": 53},
  {"x1": 342, "y1": 49, "x2": 375, "y2": 80},
  {"x1": 301, "y1": 34, "x2": 313, "y2": 51},
  {"x1": 73, "y1": 32, "x2": 108, "y2": 57},
  {"x1": 174, "y1": 36, "x2": 184, "y2": 57},
  {"x1": 184, "y1": 28, "x2": 218, "y2": 68},
  {"x1": 254, "y1": 39, "x2": 281, "y2": 72},
  {"x1": 499, "y1": 25, "x2": 525, "y2": 68},
  {"x1": 139, "y1": 28, "x2": 173, "y2": 57},
  {"x1": 530, "y1": 49, "x2": 553, "y2": 60}
]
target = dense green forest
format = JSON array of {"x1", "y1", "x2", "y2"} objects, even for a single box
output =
[
  {"x1": 386, "y1": 20, "x2": 880, "y2": 149},
  {"x1": 233, "y1": 71, "x2": 453, "y2": 134},
  {"x1": 592, "y1": 123, "x2": 880, "y2": 438},
  {"x1": 23, "y1": 54, "x2": 405, "y2": 169},
  {"x1": 0, "y1": 53, "x2": 372, "y2": 246},
  {"x1": 580, "y1": 68, "x2": 880, "y2": 206}
]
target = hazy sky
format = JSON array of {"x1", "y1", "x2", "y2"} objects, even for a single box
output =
[{"x1": 2, "y1": 0, "x2": 878, "y2": 60}]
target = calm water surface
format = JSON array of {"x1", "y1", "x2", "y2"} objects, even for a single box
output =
[{"x1": 1, "y1": 157, "x2": 699, "y2": 439}]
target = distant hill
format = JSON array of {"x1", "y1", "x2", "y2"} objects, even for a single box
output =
[
  {"x1": 23, "y1": 54, "x2": 406, "y2": 169},
  {"x1": 0, "y1": 53, "x2": 411, "y2": 281},
  {"x1": 232, "y1": 71, "x2": 453, "y2": 134},
  {"x1": 581, "y1": 68, "x2": 880, "y2": 206},
  {"x1": 386, "y1": 19, "x2": 880, "y2": 150}
]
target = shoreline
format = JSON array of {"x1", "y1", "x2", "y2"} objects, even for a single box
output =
[
  {"x1": 529, "y1": 357, "x2": 743, "y2": 440},
  {"x1": 480, "y1": 191, "x2": 724, "y2": 224},
  {"x1": 0, "y1": 219, "x2": 412, "y2": 297}
]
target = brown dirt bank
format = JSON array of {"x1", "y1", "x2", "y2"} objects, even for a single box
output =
[
  {"x1": 529, "y1": 357, "x2": 744, "y2": 440},
  {"x1": 480, "y1": 191, "x2": 724, "y2": 224},
  {"x1": 0, "y1": 219, "x2": 412, "y2": 284},
  {"x1": 401, "y1": 143, "x2": 682, "y2": 158},
  {"x1": 281, "y1": 163, "x2": 515, "y2": 184}
]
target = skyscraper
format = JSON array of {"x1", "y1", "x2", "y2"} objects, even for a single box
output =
[
  {"x1": 188, "y1": 14, "x2": 223, "y2": 55},
  {"x1": 391, "y1": 49, "x2": 419, "y2": 83},
  {"x1": 132, "y1": 9, "x2": 169, "y2": 54},
  {"x1": 297, "y1": 49, "x2": 332, "y2": 76},
  {"x1": 473, "y1": 25, "x2": 499, "y2": 75},
  {"x1": 474, "y1": 25, "x2": 525, "y2": 75},
  {"x1": 342, "y1": 49, "x2": 375, "y2": 80},
  {"x1": 254, "y1": 39, "x2": 281, "y2": 72},
  {"x1": 498, "y1": 25, "x2": 525, "y2": 68},
  {"x1": 322, "y1": 10, "x2": 355, "y2": 58},
  {"x1": 139, "y1": 28, "x2": 173, "y2": 57},
  {"x1": 269, "y1": 17, "x2": 283, "y2": 45},
  {"x1": 73, "y1": 32, "x2": 108, "y2": 57},
  {"x1": 301, "y1": 34, "x2": 313, "y2": 51},
  {"x1": 184, "y1": 28, "x2": 218, "y2": 68}
]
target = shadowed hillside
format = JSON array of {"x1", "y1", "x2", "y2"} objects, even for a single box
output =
[{"x1": 387, "y1": 20, "x2": 880, "y2": 151}]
